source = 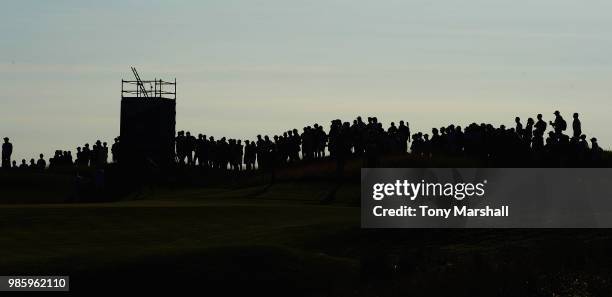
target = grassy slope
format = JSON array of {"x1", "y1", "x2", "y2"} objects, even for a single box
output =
[
  {"x1": 0, "y1": 184, "x2": 363, "y2": 294},
  {"x1": 2, "y1": 165, "x2": 612, "y2": 295}
]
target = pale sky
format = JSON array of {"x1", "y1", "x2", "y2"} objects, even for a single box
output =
[{"x1": 1, "y1": 0, "x2": 611, "y2": 162}]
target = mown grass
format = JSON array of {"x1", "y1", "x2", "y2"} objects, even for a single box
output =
[
  {"x1": 2, "y1": 169, "x2": 612, "y2": 295},
  {"x1": 0, "y1": 184, "x2": 363, "y2": 294}
]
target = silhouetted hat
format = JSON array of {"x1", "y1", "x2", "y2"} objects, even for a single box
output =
[
  {"x1": 3, "y1": 137, "x2": 8, "y2": 141},
  {"x1": 554, "y1": 110, "x2": 560, "y2": 115},
  {"x1": 591, "y1": 137, "x2": 597, "y2": 141}
]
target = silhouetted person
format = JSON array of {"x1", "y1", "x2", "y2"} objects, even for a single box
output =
[
  {"x1": 236, "y1": 139, "x2": 244, "y2": 170},
  {"x1": 2, "y1": 137, "x2": 13, "y2": 169},
  {"x1": 111, "y1": 137, "x2": 120, "y2": 163},
  {"x1": 185, "y1": 132, "x2": 195, "y2": 166},
  {"x1": 364, "y1": 122, "x2": 381, "y2": 167},
  {"x1": 590, "y1": 137, "x2": 603, "y2": 162},
  {"x1": 244, "y1": 140, "x2": 255, "y2": 170},
  {"x1": 65, "y1": 151, "x2": 73, "y2": 166},
  {"x1": 19, "y1": 159, "x2": 28, "y2": 169},
  {"x1": 387, "y1": 122, "x2": 397, "y2": 136},
  {"x1": 524, "y1": 118, "x2": 534, "y2": 142},
  {"x1": 289, "y1": 130, "x2": 301, "y2": 162},
  {"x1": 102, "y1": 142, "x2": 109, "y2": 164},
  {"x1": 195, "y1": 134, "x2": 205, "y2": 167},
  {"x1": 29, "y1": 158, "x2": 36, "y2": 168},
  {"x1": 430, "y1": 128, "x2": 441, "y2": 156},
  {"x1": 92, "y1": 140, "x2": 104, "y2": 167},
  {"x1": 549, "y1": 110, "x2": 567, "y2": 135},
  {"x1": 208, "y1": 136, "x2": 216, "y2": 168},
  {"x1": 534, "y1": 114, "x2": 547, "y2": 137},
  {"x1": 176, "y1": 131, "x2": 186, "y2": 165},
  {"x1": 37, "y1": 154, "x2": 46, "y2": 170},
  {"x1": 398, "y1": 121, "x2": 410, "y2": 153},
  {"x1": 76, "y1": 147, "x2": 83, "y2": 166},
  {"x1": 572, "y1": 113, "x2": 582, "y2": 139},
  {"x1": 82, "y1": 144, "x2": 91, "y2": 167},
  {"x1": 515, "y1": 117, "x2": 523, "y2": 138}
]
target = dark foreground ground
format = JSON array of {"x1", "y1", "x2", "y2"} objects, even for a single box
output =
[{"x1": 1, "y1": 155, "x2": 612, "y2": 296}]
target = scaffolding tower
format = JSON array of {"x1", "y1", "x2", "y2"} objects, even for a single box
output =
[{"x1": 119, "y1": 67, "x2": 176, "y2": 167}]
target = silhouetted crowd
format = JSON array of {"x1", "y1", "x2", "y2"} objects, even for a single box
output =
[
  {"x1": 1, "y1": 111, "x2": 608, "y2": 173},
  {"x1": 167, "y1": 112, "x2": 604, "y2": 169},
  {"x1": 407, "y1": 112, "x2": 604, "y2": 166},
  {"x1": 2, "y1": 138, "x2": 111, "y2": 172}
]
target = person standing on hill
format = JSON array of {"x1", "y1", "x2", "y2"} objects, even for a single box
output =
[
  {"x1": 37, "y1": 154, "x2": 47, "y2": 170},
  {"x1": 572, "y1": 113, "x2": 582, "y2": 139},
  {"x1": 102, "y1": 142, "x2": 109, "y2": 165},
  {"x1": 398, "y1": 121, "x2": 410, "y2": 153},
  {"x1": 2, "y1": 137, "x2": 13, "y2": 169},
  {"x1": 111, "y1": 137, "x2": 120, "y2": 163},
  {"x1": 185, "y1": 131, "x2": 196, "y2": 166},
  {"x1": 515, "y1": 117, "x2": 523, "y2": 138},
  {"x1": 175, "y1": 131, "x2": 185, "y2": 165},
  {"x1": 590, "y1": 137, "x2": 603, "y2": 161},
  {"x1": 524, "y1": 118, "x2": 534, "y2": 142},
  {"x1": 534, "y1": 114, "x2": 547, "y2": 137},
  {"x1": 549, "y1": 110, "x2": 567, "y2": 136},
  {"x1": 82, "y1": 143, "x2": 91, "y2": 167}
]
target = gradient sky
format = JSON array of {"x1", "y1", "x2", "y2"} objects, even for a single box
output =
[{"x1": 1, "y1": 0, "x2": 611, "y2": 162}]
